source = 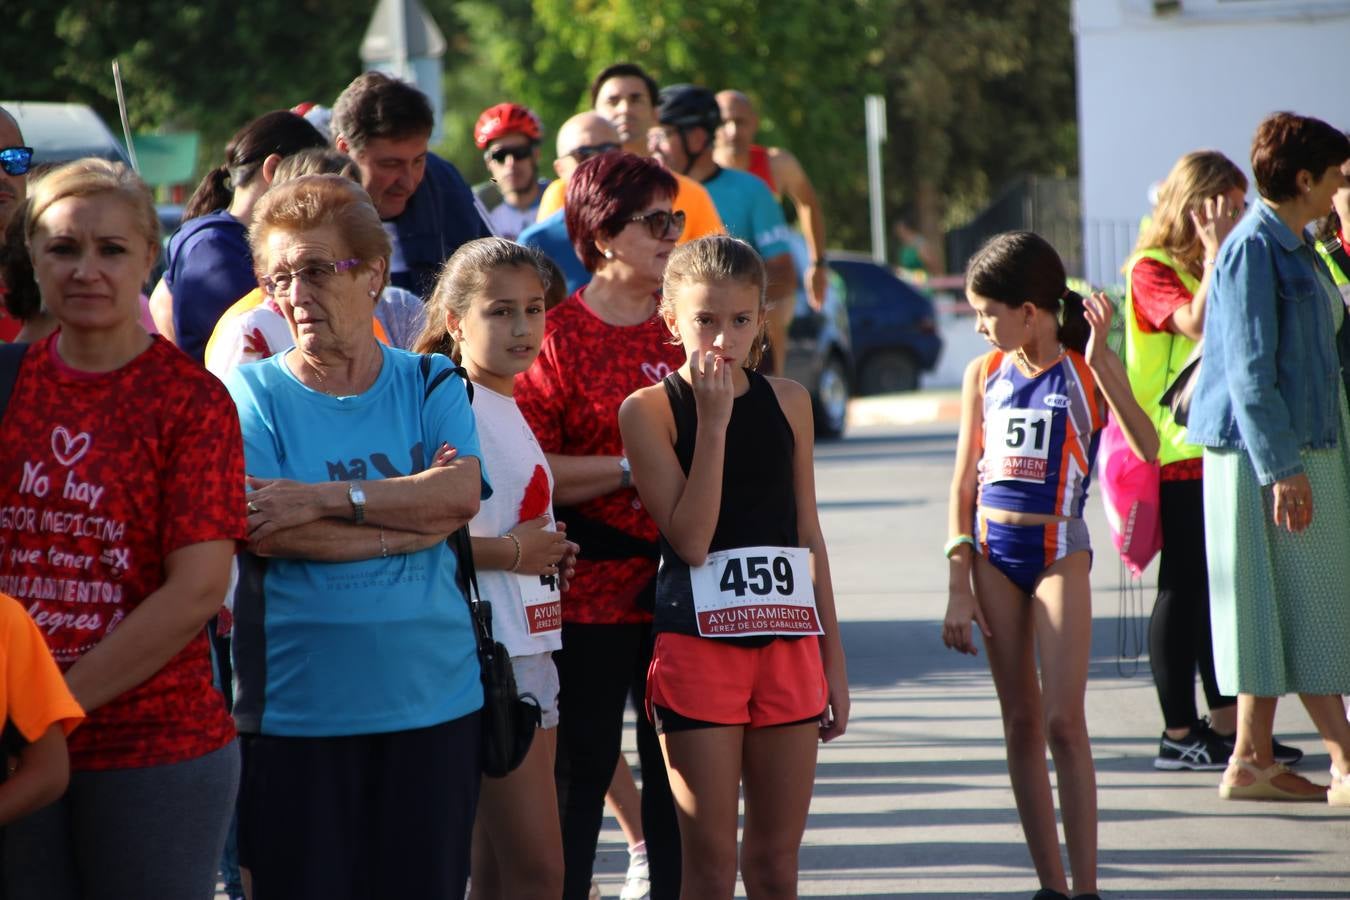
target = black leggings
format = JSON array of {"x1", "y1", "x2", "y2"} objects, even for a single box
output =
[
  {"x1": 1149, "y1": 477, "x2": 1236, "y2": 729},
  {"x1": 554, "y1": 622, "x2": 680, "y2": 900}
]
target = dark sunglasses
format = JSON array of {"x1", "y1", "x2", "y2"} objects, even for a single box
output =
[
  {"x1": 0, "y1": 147, "x2": 33, "y2": 177},
  {"x1": 485, "y1": 144, "x2": 534, "y2": 165},
  {"x1": 567, "y1": 142, "x2": 620, "y2": 163},
  {"x1": 627, "y1": 209, "x2": 686, "y2": 240}
]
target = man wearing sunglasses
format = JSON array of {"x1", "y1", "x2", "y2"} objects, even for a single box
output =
[
  {"x1": 520, "y1": 112, "x2": 625, "y2": 295},
  {"x1": 0, "y1": 106, "x2": 31, "y2": 342},
  {"x1": 0, "y1": 107, "x2": 28, "y2": 237},
  {"x1": 532, "y1": 64, "x2": 725, "y2": 244},
  {"x1": 650, "y1": 85, "x2": 798, "y2": 377},
  {"x1": 472, "y1": 103, "x2": 551, "y2": 240}
]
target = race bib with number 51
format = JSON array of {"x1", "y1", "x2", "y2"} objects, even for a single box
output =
[
  {"x1": 688, "y1": 546, "x2": 820, "y2": 638},
  {"x1": 985, "y1": 407, "x2": 1053, "y2": 483}
]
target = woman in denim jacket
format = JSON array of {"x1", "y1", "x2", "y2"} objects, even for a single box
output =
[{"x1": 1187, "y1": 112, "x2": 1350, "y2": 806}]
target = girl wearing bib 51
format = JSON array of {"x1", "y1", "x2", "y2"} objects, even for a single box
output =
[
  {"x1": 414, "y1": 237, "x2": 579, "y2": 900},
  {"x1": 944, "y1": 232, "x2": 1158, "y2": 900},
  {"x1": 620, "y1": 236, "x2": 848, "y2": 900}
]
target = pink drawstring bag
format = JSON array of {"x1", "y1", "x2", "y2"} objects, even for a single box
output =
[{"x1": 1097, "y1": 412, "x2": 1161, "y2": 577}]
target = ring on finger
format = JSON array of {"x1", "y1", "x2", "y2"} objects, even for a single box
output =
[{"x1": 247, "y1": 501, "x2": 260, "y2": 514}]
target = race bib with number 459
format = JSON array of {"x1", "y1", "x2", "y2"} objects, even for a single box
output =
[
  {"x1": 985, "y1": 407, "x2": 1053, "y2": 483},
  {"x1": 688, "y1": 546, "x2": 821, "y2": 638}
]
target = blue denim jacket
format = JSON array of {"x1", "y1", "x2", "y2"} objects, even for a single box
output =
[{"x1": 1187, "y1": 201, "x2": 1342, "y2": 485}]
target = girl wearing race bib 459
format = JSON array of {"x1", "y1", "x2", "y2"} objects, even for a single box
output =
[
  {"x1": 619, "y1": 235, "x2": 849, "y2": 900},
  {"x1": 943, "y1": 232, "x2": 1158, "y2": 900}
]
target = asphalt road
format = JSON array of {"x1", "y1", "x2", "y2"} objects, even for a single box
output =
[{"x1": 590, "y1": 417, "x2": 1350, "y2": 900}]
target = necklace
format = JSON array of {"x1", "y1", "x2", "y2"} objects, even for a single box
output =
[{"x1": 1015, "y1": 344, "x2": 1062, "y2": 376}]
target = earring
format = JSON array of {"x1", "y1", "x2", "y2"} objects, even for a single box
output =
[
  {"x1": 603, "y1": 248, "x2": 614, "y2": 260},
  {"x1": 369, "y1": 289, "x2": 378, "y2": 297}
]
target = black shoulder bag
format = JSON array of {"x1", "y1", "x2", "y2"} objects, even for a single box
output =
[
  {"x1": 1159, "y1": 340, "x2": 1203, "y2": 428},
  {"x1": 420, "y1": 356, "x2": 541, "y2": 778}
]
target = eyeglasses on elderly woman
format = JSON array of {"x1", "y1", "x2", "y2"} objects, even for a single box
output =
[{"x1": 260, "y1": 258, "x2": 362, "y2": 297}]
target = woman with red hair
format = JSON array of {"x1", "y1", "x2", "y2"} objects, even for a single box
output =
[{"x1": 515, "y1": 151, "x2": 687, "y2": 900}]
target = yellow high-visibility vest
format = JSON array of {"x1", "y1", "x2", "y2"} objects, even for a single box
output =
[{"x1": 1122, "y1": 249, "x2": 1202, "y2": 467}]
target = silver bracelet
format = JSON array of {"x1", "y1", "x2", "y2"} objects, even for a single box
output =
[{"x1": 379, "y1": 526, "x2": 389, "y2": 559}]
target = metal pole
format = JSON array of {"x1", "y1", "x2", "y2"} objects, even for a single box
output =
[
  {"x1": 111, "y1": 60, "x2": 139, "y2": 172},
  {"x1": 392, "y1": 0, "x2": 409, "y2": 80},
  {"x1": 865, "y1": 94, "x2": 887, "y2": 264}
]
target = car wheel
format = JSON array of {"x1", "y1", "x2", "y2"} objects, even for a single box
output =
[
  {"x1": 859, "y1": 350, "x2": 919, "y2": 395},
  {"x1": 813, "y1": 354, "x2": 850, "y2": 439}
]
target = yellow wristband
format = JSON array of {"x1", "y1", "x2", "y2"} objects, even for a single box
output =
[{"x1": 944, "y1": 535, "x2": 975, "y2": 558}]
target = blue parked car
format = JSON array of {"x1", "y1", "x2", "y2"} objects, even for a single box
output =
[
  {"x1": 782, "y1": 237, "x2": 854, "y2": 437},
  {"x1": 826, "y1": 254, "x2": 943, "y2": 394}
]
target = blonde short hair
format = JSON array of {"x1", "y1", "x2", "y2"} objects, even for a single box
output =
[
  {"x1": 249, "y1": 174, "x2": 391, "y2": 288},
  {"x1": 25, "y1": 158, "x2": 159, "y2": 247}
]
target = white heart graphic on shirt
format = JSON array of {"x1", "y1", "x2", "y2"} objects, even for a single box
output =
[
  {"x1": 52, "y1": 426, "x2": 92, "y2": 468},
  {"x1": 641, "y1": 362, "x2": 672, "y2": 383}
]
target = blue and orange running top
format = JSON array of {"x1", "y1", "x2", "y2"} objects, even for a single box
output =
[{"x1": 978, "y1": 348, "x2": 1106, "y2": 518}]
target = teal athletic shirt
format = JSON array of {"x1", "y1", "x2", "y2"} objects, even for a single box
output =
[
  {"x1": 224, "y1": 346, "x2": 490, "y2": 737},
  {"x1": 702, "y1": 166, "x2": 794, "y2": 260}
]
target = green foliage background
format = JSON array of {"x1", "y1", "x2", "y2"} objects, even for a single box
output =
[{"x1": 3, "y1": 0, "x2": 1077, "y2": 254}]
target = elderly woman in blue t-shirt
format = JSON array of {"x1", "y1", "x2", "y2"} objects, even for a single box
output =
[{"x1": 223, "y1": 174, "x2": 489, "y2": 899}]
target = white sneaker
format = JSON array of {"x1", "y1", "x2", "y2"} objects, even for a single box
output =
[{"x1": 619, "y1": 850, "x2": 650, "y2": 900}]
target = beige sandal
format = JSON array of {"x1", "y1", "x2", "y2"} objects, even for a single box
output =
[
  {"x1": 1219, "y1": 757, "x2": 1327, "y2": 802},
  {"x1": 1329, "y1": 767, "x2": 1350, "y2": 808}
]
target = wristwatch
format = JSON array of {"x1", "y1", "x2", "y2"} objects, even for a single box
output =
[
  {"x1": 619, "y1": 457, "x2": 632, "y2": 489},
  {"x1": 348, "y1": 481, "x2": 367, "y2": 524}
]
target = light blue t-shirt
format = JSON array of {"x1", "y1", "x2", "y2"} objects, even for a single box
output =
[
  {"x1": 225, "y1": 346, "x2": 488, "y2": 737},
  {"x1": 703, "y1": 167, "x2": 793, "y2": 260}
]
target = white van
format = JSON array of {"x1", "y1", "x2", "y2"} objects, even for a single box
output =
[{"x1": 1, "y1": 101, "x2": 131, "y2": 168}]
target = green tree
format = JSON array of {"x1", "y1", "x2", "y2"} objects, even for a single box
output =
[
  {"x1": 437, "y1": 0, "x2": 1076, "y2": 257},
  {"x1": 3, "y1": 1, "x2": 372, "y2": 175},
  {"x1": 6, "y1": 1, "x2": 1077, "y2": 261}
]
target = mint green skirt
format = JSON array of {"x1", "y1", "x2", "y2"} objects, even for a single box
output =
[{"x1": 1203, "y1": 389, "x2": 1350, "y2": 696}]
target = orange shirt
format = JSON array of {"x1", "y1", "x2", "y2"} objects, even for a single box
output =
[
  {"x1": 1, "y1": 593, "x2": 84, "y2": 746},
  {"x1": 536, "y1": 172, "x2": 725, "y2": 244}
]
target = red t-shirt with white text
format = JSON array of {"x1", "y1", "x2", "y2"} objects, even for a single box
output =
[
  {"x1": 516, "y1": 290, "x2": 686, "y2": 624},
  {"x1": 0, "y1": 335, "x2": 245, "y2": 770}
]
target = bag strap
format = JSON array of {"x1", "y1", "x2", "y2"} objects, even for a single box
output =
[
  {"x1": 0, "y1": 343, "x2": 30, "y2": 421},
  {"x1": 417, "y1": 354, "x2": 496, "y2": 656},
  {"x1": 1321, "y1": 237, "x2": 1350, "y2": 285}
]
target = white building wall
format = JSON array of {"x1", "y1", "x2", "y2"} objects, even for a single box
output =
[{"x1": 1074, "y1": 0, "x2": 1350, "y2": 284}]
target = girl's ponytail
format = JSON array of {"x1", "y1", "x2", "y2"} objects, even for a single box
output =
[
  {"x1": 1058, "y1": 289, "x2": 1090, "y2": 354},
  {"x1": 183, "y1": 165, "x2": 233, "y2": 222},
  {"x1": 966, "y1": 231, "x2": 1083, "y2": 350}
]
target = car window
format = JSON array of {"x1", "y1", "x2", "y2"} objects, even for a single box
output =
[{"x1": 832, "y1": 262, "x2": 885, "y2": 309}]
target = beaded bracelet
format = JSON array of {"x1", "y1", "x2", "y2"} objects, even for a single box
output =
[{"x1": 505, "y1": 533, "x2": 523, "y2": 572}]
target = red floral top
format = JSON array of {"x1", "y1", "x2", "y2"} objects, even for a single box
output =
[{"x1": 516, "y1": 290, "x2": 685, "y2": 624}]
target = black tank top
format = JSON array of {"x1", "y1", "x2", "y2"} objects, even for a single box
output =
[{"x1": 654, "y1": 369, "x2": 798, "y2": 642}]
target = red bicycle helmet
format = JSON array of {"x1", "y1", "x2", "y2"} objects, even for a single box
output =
[{"x1": 474, "y1": 103, "x2": 542, "y2": 149}]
